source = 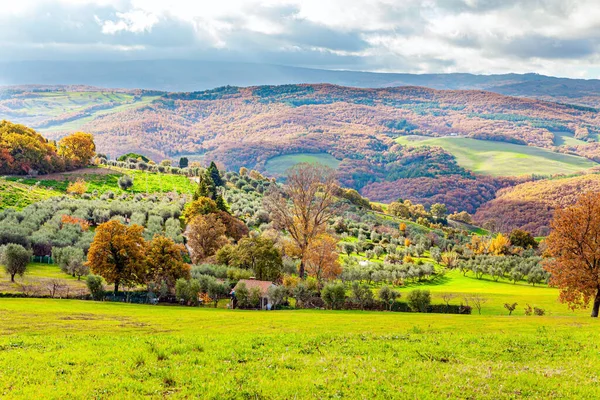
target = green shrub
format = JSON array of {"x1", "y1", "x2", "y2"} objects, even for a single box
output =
[
  {"x1": 86, "y1": 275, "x2": 104, "y2": 301},
  {"x1": 321, "y1": 283, "x2": 346, "y2": 310},
  {"x1": 407, "y1": 289, "x2": 431, "y2": 313}
]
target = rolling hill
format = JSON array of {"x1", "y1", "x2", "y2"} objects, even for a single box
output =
[
  {"x1": 474, "y1": 173, "x2": 600, "y2": 235},
  {"x1": 2, "y1": 60, "x2": 600, "y2": 106},
  {"x1": 4, "y1": 82, "x2": 600, "y2": 228},
  {"x1": 395, "y1": 136, "x2": 597, "y2": 176},
  {"x1": 3, "y1": 84, "x2": 600, "y2": 182}
]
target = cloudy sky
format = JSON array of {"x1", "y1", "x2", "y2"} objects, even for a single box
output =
[{"x1": 3, "y1": 0, "x2": 600, "y2": 78}]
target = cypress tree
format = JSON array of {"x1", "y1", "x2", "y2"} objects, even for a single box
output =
[
  {"x1": 208, "y1": 161, "x2": 224, "y2": 187},
  {"x1": 216, "y1": 194, "x2": 229, "y2": 213}
]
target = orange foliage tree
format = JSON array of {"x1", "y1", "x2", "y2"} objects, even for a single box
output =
[
  {"x1": 545, "y1": 192, "x2": 600, "y2": 317},
  {"x1": 61, "y1": 214, "x2": 90, "y2": 231},
  {"x1": 146, "y1": 235, "x2": 190, "y2": 290},
  {"x1": 86, "y1": 220, "x2": 147, "y2": 294},
  {"x1": 305, "y1": 233, "x2": 341, "y2": 281},
  {"x1": 58, "y1": 132, "x2": 96, "y2": 168},
  {"x1": 264, "y1": 163, "x2": 339, "y2": 278}
]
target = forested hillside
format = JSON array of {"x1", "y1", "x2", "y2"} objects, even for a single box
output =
[{"x1": 3, "y1": 84, "x2": 600, "y2": 234}]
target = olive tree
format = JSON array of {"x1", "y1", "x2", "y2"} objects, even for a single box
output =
[{"x1": 1, "y1": 244, "x2": 31, "y2": 282}]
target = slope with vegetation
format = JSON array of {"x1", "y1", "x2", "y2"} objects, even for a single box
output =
[
  {"x1": 395, "y1": 135, "x2": 598, "y2": 177},
  {"x1": 474, "y1": 173, "x2": 600, "y2": 235}
]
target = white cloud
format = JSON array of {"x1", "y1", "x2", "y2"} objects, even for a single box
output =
[
  {"x1": 100, "y1": 10, "x2": 159, "y2": 34},
  {"x1": 2, "y1": 0, "x2": 600, "y2": 77}
]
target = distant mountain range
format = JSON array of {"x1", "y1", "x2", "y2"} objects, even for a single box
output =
[{"x1": 1, "y1": 60, "x2": 600, "y2": 106}]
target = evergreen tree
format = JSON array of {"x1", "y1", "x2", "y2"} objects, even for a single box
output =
[
  {"x1": 216, "y1": 194, "x2": 229, "y2": 213},
  {"x1": 208, "y1": 161, "x2": 224, "y2": 187},
  {"x1": 179, "y1": 157, "x2": 189, "y2": 168},
  {"x1": 193, "y1": 174, "x2": 212, "y2": 200}
]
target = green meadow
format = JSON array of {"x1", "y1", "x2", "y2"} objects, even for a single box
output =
[
  {"x1": 396, "y1": 135, "x2": 597, "y2": 176},
  {"x1": 264, "y1": 153, "x2": 341, "y2": 176},
  {"x1": 0, "y1": 298, "x2": 599, "y2": 399},
  {"x1": 6, "y1": 167, "x2": 196, "y2": 197}
]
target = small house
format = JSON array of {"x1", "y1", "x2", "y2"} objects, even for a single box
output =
[{"x1": 231, "y1": 279, "x2": 276, "y2": 310}]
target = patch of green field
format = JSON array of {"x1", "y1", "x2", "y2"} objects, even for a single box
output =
[
  {"x1": 0, "y1": 298, "x2": 599, "y2": 399},
  {"x1": 0, "y1": 263, "x2": 88, "y2": 295},
  {"x1": 264, "y1": 153, "x2": 341, "y2": 176},
  {"x1": 552, "y1": 130, "x2": 589, "y2": 147},
  {"x1": 396, "y1": 135, "x2": 598, "y2": 176},
  {"x1": 0, "y1": 179, "x2": 62, "y2": 210},
  {"x1": 397, "y1": 270, "x2": 570, "y2": 316},
  {"x1": 6, "y1": 167, "x2": 196, "y2": 197}
]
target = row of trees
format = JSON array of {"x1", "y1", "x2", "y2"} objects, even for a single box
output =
[{"x1": 87, "y1": 220, "x2": 190, "y2": 293}]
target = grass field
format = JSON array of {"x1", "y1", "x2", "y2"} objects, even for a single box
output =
[
  {"x1": 264, "y1": 153, "x2": 341, "y2": 176},
  {"x1": 395, "y1": 135, "x2": 598, "y2": 176},
  {"x1": 0, "y1": 298, "x2": 599, "y2": 399},
  {"x1": 0, "y1": 263, "x2": 87, "y2": 296},
  {"x1": 0, "y1": 179, "x2": 62, "y2": 210},
  {"x1": 6, "y1": 167, "x2": 196, "y2": 197}
]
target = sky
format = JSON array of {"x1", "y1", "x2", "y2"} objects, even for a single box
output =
[{"x1": 3, "y1": 0, "x2": 600, "y2": 78}]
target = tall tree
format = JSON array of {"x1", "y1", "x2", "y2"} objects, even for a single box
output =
[
  {"x1": 186, "y1": 214, "x2": 228, "y2": 263},
  {"x1": 58, "y1": 132, "x2": 96, "y2": 168},
  {"x1": 179, "y1": 157, "x2": 189, "y2": 168},
  {"x1": 207, "y1": 161, "x2": 224, "y2": 187},
  {"x1": 545, "y1": 192, "x2": 600, "y2": 317},
  {"x1": 264, "y1": 163, "x2": 338, "y2": 278},
  {"x1": 146, "y1": 235, "x2": 190, "y2": 290},
  {"x1": 86, "y1": 220, "x2": 147, "y2": 294}
]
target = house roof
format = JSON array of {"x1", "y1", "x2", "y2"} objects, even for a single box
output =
[{"x1": 234, "y1": 279, "x2": 274, "y2": 297}]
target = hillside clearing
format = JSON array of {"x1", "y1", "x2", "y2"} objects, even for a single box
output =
[
  {"x1": 396, "y1": 136, "x2": 598, "y2": 176},
  {"x1": 264, "y1": 153, "x2": 341, "y2": 176}
]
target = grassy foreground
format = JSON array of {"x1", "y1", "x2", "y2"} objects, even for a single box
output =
[
  {"x1": 396, "y1": 136, "x2": 597, "y2": 176},
  {"x1": 1, "y1": 299, "x2": 599, "y2": 399}
]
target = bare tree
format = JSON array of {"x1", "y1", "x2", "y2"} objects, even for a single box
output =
[
  {"x1": 466, "y1": 294, "x2": 488, "y2": 315},
  {"x1": 47, "y1": 279, "x2": 66, "y2": 298},
  {"x1": 440, "y1": 292, "x2": 457, "y2": 312},
  {"x1": 264, "y1": 163, "x2": 339, "y2": 278},
  {"x1": 504, "y1": 302, "x2": 518, "y2": 315}
]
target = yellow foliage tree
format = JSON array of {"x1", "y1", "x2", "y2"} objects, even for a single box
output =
[
  {"x1": 489, "y1": 233, "x2": 511, "y2": 255},
  {"x1": 58, "y1": 132, "x2": 96, "y2": 168},
  {"x1": 146, "y1": 235, "x2": 191, "y2": 290},
  {"x1": 66, "y1": 178, "x2": 87, "y2": 196}
]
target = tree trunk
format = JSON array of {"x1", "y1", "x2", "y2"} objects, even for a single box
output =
[
  {"x1": 299, "y1": 260, "x2": 305, "y2": 279},
  {"x1": 10, "y1": 274, "x2": 15, "y2": 282},
  {"x1": 114, "y1": 281, "x2": 119, "y2": 295},
  {"x1": 591, "y1": 288, "x2": 600, "y2": 317}
]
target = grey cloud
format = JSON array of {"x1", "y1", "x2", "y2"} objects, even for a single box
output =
[
  {"x1": 499, "y1": 36, "x2": 598, "y2": 60},
  {"x1": 1, "y1": 0, "x2": 600, "y2": 77}
]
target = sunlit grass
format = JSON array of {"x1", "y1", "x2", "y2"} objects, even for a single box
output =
[{"x1": 0, "y1": 298, "x2": 599, "y2": 399}]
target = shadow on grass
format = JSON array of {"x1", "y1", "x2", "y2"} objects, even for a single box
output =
[{"x1": 398, "y1": 274, "x2": 452, "y2": 289}]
